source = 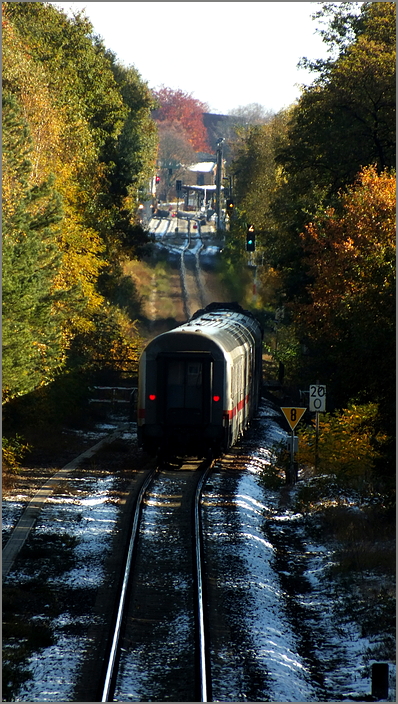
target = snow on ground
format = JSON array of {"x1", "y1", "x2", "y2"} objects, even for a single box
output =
[
  {"x1": 5, "y1": 469, "x2": 121, "y2": 701},
  {"x1": 3, "y1": 419, "x2": 137, "y2": 702},
  {"x1": 2, "y1": 404, "x2": 395, "y2": 701},
  {"x1": 2, "y1": 419, "x2": 135, "y2": 546},
  {"x1": 204, "y1": 399, "x2": 395, "y2": 701}
]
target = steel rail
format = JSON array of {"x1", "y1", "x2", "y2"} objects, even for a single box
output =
[
  {"x1": 180, "y1": 223, "x2": 191, "y2": 319},
  {"x1": 193, "y1": 220, "x2": 207, "y2": 308},
  {"x1": 100, "y1": 467, "x2": 157, "y2": 702},
  {"x1": 155, "y1": 213, "x2": 204, "y2": 319},
  {"x1": 193, "y1": 463, "x2": 213, "y2": 702}
]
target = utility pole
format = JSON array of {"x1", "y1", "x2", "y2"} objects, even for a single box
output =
[
  {"x1": 215, "y1": 138, "x2": 224, "y2": 231},
  {"x1": 176, "y1": 180, "x2": 182, "y2": 231}
]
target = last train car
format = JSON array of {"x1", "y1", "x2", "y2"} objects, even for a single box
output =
[{"x1": 137, "y1": 302, "x2": 263, "y2": 458}]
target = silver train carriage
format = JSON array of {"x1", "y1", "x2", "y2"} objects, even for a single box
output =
[{"x1": 137, "y1": 302, "x2": 263, "y2": 458}]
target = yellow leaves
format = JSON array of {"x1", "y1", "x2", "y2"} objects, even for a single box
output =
[
  {"x1": 2, "y1": 4, "x2": 155, "y2": 392},
  {"x1": 3, "y1": 8, "x2": 108, "y2": 346},
  {"x1": 3, "y1": 16, "x2": 62, "y2": 187},
  {"x1": 77, "y1": 306, "x2": 143, "y2": 374},
  {"x1": 341, "y1": 237, "x2": 355, "y2": 252},
  {"x1": 2, "y1": 434, "x2": 32, "y2": 472},
  {"x1": 2, "y1": 167, "x2": 20, "y2": 225},
  {"x1": 258, "y1": 267, "x2": 283, "y2": 307},
  {"x1": 52, "y1": 222, "x2": 106, "y2": 329},
  {"x1": 298, "y1": 403, "x2": 385, "y2": 482},
  {"x1": 299, "y1": 166, "x2": 396, "y2": 330}
]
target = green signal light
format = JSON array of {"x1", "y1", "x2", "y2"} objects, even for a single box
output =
[{"x1": 246, "y1": 224, "x2": 256, "y2": 251}]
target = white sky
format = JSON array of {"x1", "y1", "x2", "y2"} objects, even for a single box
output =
[{"x1": 53, "y1": 2, "x2": 331, "y2": 114}]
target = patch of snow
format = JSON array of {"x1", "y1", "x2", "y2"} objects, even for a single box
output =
[
  {"x1": 4, "y1": 471, "x2": 122, "y2": 700},
  {"x1": 15, "y1": 633, "x2": 89, "y2": 702},
  {"x1": 203, "y1": 399, "x2": 394, "y2": 701},
  {"x1": 4, "y1": 398, "x2": 394, "y2": 701}
]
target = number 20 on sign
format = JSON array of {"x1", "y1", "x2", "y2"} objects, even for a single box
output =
[{"x1": 309, "y1": 385, "x2": 326, "y2": 412}]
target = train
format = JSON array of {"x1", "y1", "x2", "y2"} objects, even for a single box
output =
[{"x1": 137, "y1": 302, "x2": 263, "y2": 459}]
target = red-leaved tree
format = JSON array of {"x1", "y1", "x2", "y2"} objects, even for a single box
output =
[{"x1": 152, "y1": 86, "x2": 210, "y2": 153}]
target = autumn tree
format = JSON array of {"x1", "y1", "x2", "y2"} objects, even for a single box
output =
[
  {"x1": 5, "y1": 2, "x2": 158, "y2": 251},
  {"x1": 276, "y1": 2, "x2": 395, "y2": 196},
  {"x1": 2, "y1": 2, "x2": 158, "y2": 422},
  {"x1": 295, "y1": 166, "x2": 395, "y2": 475},
  {"x1": 225, "y1": 2, "x2": 395, "y2": 310},
  {"x1": 297, "y1": 403, "x2": 386, "y2": 488},
  {"x1": 152, "y1": 86, "x2": 210, "y2": 153},
  {"x1": 3, "y1": 2, "x2": 114, "y2": 343},
  {"x1": 3, "y1": 2, "x2": 158, "y2": 301},
  {"x1": 2, "y1": 92, "x2": 66, "y2": 401},
  {"x1": 220, "y1": 2, "x2": 395, "y2": 492},
  {"x1": 270, "y1": 1, "x2": 396, "y2": 298}
]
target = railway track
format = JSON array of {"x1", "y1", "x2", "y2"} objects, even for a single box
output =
[
  {"x1": 179, "y1": 221, "x2": 191, "y2": 319},
  {"x1": 151, "y1": 214, "x2": 208, "y2": 318},
  {"x1": 179, "y1": 218, "x2": 207, "y2": 318},
  {"x1": 99, "y1": 457, "x2": 214, "y2": 703},
  {"x1": 190, "y1": 220, "x2": 208, "y2": 310}
]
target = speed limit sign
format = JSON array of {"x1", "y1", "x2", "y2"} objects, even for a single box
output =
[{"x1": 309, "y1": 385, "x2": 326, "y2": 412}]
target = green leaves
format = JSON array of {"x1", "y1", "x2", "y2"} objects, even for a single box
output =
[
  {"x1": 2, "y1": 3, "x2": 159, "y2": 406},
  {"x1": 224, "y1": 3, "x2": 395, "y2": 485},
  {"x1": 2, "y1": 94, "x2": 66, "y2": 399},
  {"x1": 280, "y1": 2, "x2": 396, "y2": 195}
]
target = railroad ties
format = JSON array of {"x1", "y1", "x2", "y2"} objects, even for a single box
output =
[{"x1": 99, "y1": 458, "x2": 214, "y2": 703}]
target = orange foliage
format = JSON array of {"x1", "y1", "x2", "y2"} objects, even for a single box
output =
[
  {"x1": 297, "y1": 165, "x2": 396, "y2": 333},
  {"x1": 153, "y1": 86, "x2": 210, "y2": 153}
]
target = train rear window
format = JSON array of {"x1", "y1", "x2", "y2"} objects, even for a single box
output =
[{"x1": 166, "y1": 360, "x2": 203, "y2": 409}]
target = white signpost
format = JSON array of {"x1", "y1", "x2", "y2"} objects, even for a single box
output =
[
  {"x1": 309, "y1": 385, "x2": 326, "y2": 412},
  {"x1": 309, "y1": 384, "x2": 326, "y2": 470}
]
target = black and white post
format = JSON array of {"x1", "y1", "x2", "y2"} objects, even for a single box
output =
[{"x1": 309, "y1": 384, "x2": 326, "y2": 471}]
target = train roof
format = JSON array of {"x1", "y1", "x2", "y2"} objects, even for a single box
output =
[
  {"x1": 190, "y1": 302, "x2": 262, "y2": 327},
  {"x1": 143, "y1": 303, "x2": 262, "y2": 357}
]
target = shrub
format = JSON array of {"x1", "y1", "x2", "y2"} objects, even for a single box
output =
[
  {"x1": 2, "y1": 434, "x2": 31, "y2": 473},
  {"x1": 297, "y1": 402, "x2": 386, "y2": 498}
]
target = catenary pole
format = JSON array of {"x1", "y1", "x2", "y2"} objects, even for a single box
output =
[{"x1": 215, "y1": 138, "x2": 224, "y2": 230}]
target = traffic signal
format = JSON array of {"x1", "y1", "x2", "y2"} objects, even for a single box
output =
[
  {"x1": 155, "y1": 175, "x2": 160, "y2": 184},
  {"x1": 246, "y1": 224, "x2": 255, "y2": 252},
  {"x1": 176, "y1": 180, "x2": 182, "y2": 193},
  {"x1": 226, "y1": 199, "x2": 234, "y2": 216}
]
